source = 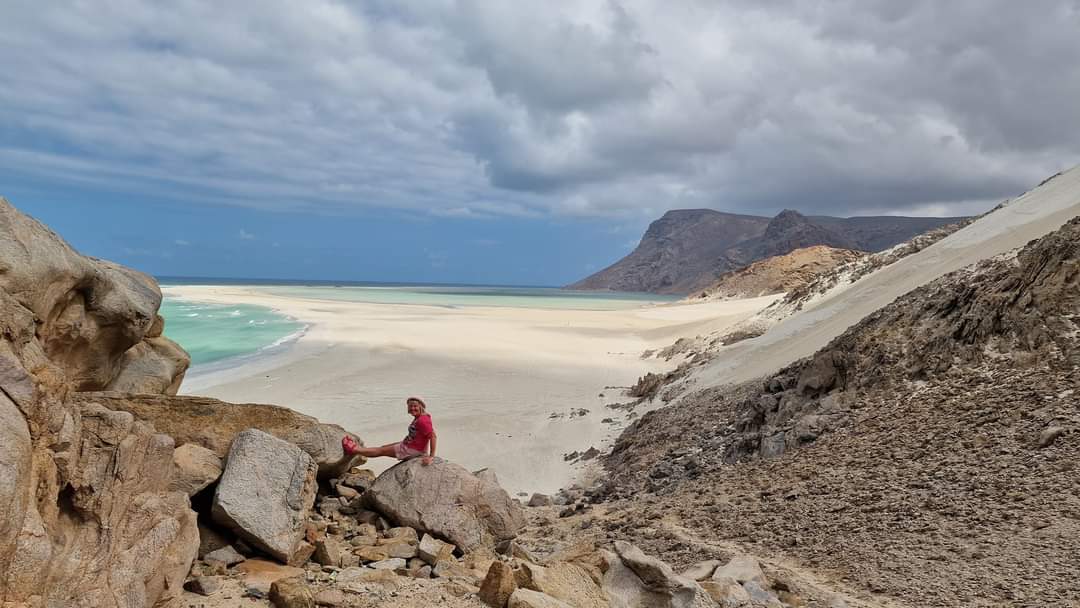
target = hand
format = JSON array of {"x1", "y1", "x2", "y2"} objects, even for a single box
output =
[
  {"x1": 341, "y1": 436, "x2": 359, "y2": 456},
  {"x1": 421, "y1": 456, "x2": 433, "y2": 466}
]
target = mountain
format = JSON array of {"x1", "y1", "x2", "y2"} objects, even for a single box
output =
[{"x1": 569, "y1": 208, "x2": 965, "y2": 294}]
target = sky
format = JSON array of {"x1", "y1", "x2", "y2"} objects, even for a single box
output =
[{"x1": 2, "y1": 1, "x2": 1079, "y2": 286}]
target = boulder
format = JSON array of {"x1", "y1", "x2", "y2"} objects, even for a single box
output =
[
  {"x1": 212, "y1": 429, "x2": 318, "y2": 563},
  {"x1": 712, "y1": 556, "x2": 766, "y2": 587},
  {"x1": 73, "y1": 392, "x2": 362, "y2": 480},
  {"x1": 602, "y1": 541, "x2": 716, "y2": 608},
  {"x1": 516, "y1": 561, "x2": 608, "y2": 608},
  {"x1": 269, "y1": 576, "x2": 314, "y2": 608},
  {"x1": 419, "y1": 533, "x2": 456, "y2": 565},
  {"x1": 509, "y1": 588, "x2": 575, "y2": 608},
  {"x1": 371, "y1": 557, "x2": 407, "y2": 570},
  {"x1": 365, "y1": 459, "x2": 525, "y2": 552},
  {"x1": 479, "y1": 561, "x2": 518, "y2": 608},
  {"x1": 204, "y1": 544, "x2": 246, "y2": 567},
  {"x1": 169, "y1": 442, "x2": 223, "y2": 496},
  {"x1": 106, "y1": 336, "x2": 189, "y2": 395}
]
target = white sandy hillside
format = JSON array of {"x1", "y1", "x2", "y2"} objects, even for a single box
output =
[{"x1": 688, "y1": 165, "x2": 1080, "y2": 389}]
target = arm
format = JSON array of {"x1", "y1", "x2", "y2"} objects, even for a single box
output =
[{"x1": 422, "y1": 431, "x2": 437, "y2": 465}]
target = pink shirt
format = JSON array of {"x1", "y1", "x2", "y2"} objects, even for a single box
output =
[{"x1": 403, "y1": 414, "x2": 433, "y2": 452}]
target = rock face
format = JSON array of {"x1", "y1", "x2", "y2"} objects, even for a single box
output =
[
  {"x1": 72, "y1": 392, "x2": 362, "y2": 479},
  {"x1": 365, "y1": 459, "x2": 525, "y2": 553},
  {"x1": 0, "y1": 197, "x2": 199, "y2": 607},
  {"x1": 568, "y1": 207, "x2": 962, "y2": 294},
  {"x1": 211, "y1": 429, "x2": 319, "y2": 563}
]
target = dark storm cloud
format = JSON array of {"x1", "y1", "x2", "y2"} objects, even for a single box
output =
[{"x1": 0, "y1": 0, "x2": 1077, "y2": 219}]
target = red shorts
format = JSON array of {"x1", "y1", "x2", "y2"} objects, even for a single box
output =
[{"x1": 394, "y1": 442, "x2": 425, "y2": 460}]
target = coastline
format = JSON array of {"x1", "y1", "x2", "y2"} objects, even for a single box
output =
[{"x1": 166, "y1": 285, "x2": 779, "y2": 494}]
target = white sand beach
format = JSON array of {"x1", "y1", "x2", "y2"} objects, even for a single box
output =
[{"x1": 170, "y1": 286, "x2": 779, "y2": 495}]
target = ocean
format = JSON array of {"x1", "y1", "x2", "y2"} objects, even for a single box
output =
[{"x1": 158, "y1": 278, "x2": 676, "y2": 370}]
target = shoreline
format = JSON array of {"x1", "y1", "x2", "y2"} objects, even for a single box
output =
[{"x1": 166, "y1": 285, "x2": 779, "y2": 494}]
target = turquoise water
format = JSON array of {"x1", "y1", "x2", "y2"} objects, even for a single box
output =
[
  {"x1": 159, "y1": 280, "x2": 677, "y2": 369},
  {"x1": 159, "y1": 298, "x2": 305, "y2": 366}
]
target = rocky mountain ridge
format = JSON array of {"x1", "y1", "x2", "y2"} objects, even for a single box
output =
[{"x1": 569, "y1": 209, "x2": 964, "y2": 294}]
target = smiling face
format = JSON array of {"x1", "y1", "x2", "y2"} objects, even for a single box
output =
[{"x1": 406, "y1": 398, "x2": 425, "y2": 417}]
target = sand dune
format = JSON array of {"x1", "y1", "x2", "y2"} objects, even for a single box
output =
[{"x1": 692, "y1": 165, "x2": 1080, "y2": 389}]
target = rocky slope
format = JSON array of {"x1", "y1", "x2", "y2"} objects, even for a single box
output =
[
  {"x1": 688, "y1": 246, "x2": 865, "y2": 301},
  {"x1": 569, "y1": 209, "x2": 962, "y2": 294},
  {"x1": 597, "y1": 216, "x2": 1080, "y2": 606}
]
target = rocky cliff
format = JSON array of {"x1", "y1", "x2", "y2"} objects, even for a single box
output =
[
  {"x1": 569, "y1": 209, "x2": 963, "y2": 294},
  {"x1": 0, "y1": 197, "x2": 196, "y2": 606}
]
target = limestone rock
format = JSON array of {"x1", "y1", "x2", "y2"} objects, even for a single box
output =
[
  {"x1": 211, "y1": 429, "x2": 318, "y2": 563},
  {"x1": 371, "y1": 557, "x2": 407, "y2": 570},
  {"x1": 74, "y1": 392, "x2": 362, "y2": 480},
  {"x1": 700, "y1": 577, "x2": 751, "y2": 607},
  {"x1": 169, "y1": 442, "x2": 223, "y2": 496},
  {"x1": 742, "y1": 581, "x2": 782, "y2": 608},
  {"x1": 365, "y1": 458, "x2": 525, "y2": 552},
  {"x1": 712, "y1": 556, "x2": 766, "y2": 587},
  {"x1": 419, "y1": 533, "x2": 456, "y2": 565},
  {"x1": 106, "y1": 336, "x2": 189, "y2": 395},
  {"x1": 270, "y1": 576, "x2": 315, "y2": 608},
  {"x1": 516, "y1": 561, "x2": 608, "y2": 608},
  {"x1": 509, "y1": 588, "x2": 575, "y2": 608},
  {"x1": 479, "y1": 560, "x2": 518, "y2": 608},
  {"x1": 204, "y1": 544, "x2": 246, "y2": 567},
  {"x1": 602, "y1": 542, "x2": 716, "y2": 608}
]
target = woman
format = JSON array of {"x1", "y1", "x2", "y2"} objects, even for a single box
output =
[{"x1": 342, "y1": 396, "x2": 436, "y2": 465}]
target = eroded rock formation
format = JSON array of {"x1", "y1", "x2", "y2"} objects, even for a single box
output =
[{"x1": 0, "y1": 198, "x2": 197, "y2": 606}]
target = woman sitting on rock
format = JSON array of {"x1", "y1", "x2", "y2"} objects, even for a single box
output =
[{"x1": 342, "y1": 396, "x2": 436, "y2": 465}]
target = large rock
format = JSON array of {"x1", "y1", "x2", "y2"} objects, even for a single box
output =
[
  {"x1": 0, "y1": 198, "x2": 202, "y2": 607},
  {"x1": 365, "y1": 459, "x2": 525, "y2": 553},
  {"x1": 211, "y1": 429, "x2": 318, "y2": 563},
  {"x1": 106, "y1": 337, "x2": 189, "y2": 395},
  {"x1": 169, "y1": 443, "x2": 223, "y2": 496},
  {"x1": 73, "y1": 392, "x2": 362, "y2": 479},
  {"x1": 602, "y1": 541, "x2": 716, "y2": 608},
  {"x1": 516, "y1": 561, "x2": 608, "y2": 608},
  {"x1": 0, "y1": 197, "x2": 188, "y2": 392}
]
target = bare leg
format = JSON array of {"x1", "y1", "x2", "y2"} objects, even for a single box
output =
[{"x1": 353, "y1": 443, "x2": 397, "y2": 459}]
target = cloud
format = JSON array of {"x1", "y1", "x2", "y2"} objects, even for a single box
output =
[
  {"x1": 0, "y1": 1, "x2": 1078, "y2": 220},
  {"x1": 174, "y1": 239, "x2": 190, "y2": 246},
  {"x1": 239, "y1": 229, "x2": 255, "y2": 240}
]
